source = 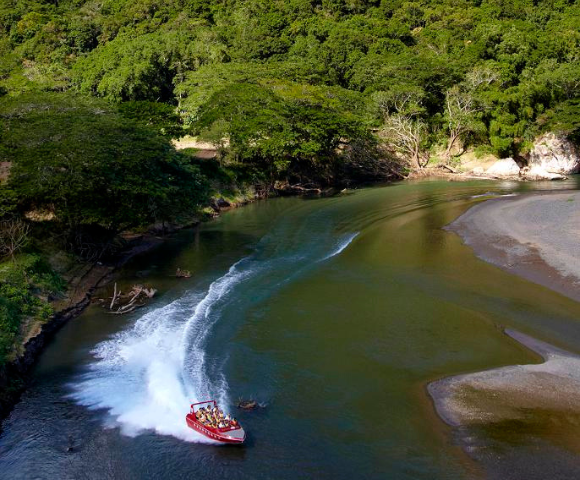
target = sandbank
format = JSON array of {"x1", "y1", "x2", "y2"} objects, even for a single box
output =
[{"x1": 448, "y1": 191, "x2": 580, "y2": 302}]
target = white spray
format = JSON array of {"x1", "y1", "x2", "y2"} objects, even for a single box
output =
[{"x1": 69, "y1": 230, "x2": 358, "y2": 442}]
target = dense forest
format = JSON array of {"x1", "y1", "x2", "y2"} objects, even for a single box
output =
[
  {"x1": 0, "y1": 0, "x2": 579, "y2": 361},
  {"x1": 2, "y1": 0, "x2": 580, "y2": 169}
]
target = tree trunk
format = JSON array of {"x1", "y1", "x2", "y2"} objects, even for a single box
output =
[
  {"x1": 412, "y1": 151, "x2": 422, "y2": 170},
  {"x1": 445, "y1": 131, "x2": 460, "y2": 162}
]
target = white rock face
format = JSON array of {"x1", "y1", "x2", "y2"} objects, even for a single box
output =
[
  {"x1": 486, "y1": 158, "x2": 520, "y2": 177},
  {"x1": 528, "y1": 133, "x2": 580, "y2": 174}
]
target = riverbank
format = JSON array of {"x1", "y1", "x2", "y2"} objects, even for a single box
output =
[
  {"x1": 0, "y1": 234, "x2": 168, "y2": 422},
  {"x1": 5, "y1": 178, "x2": 580, "y2": 479},
  {"x1": 0, "y1": 185, "x2": 269, "y2": 424},
  {"x1": 448, "y1": 190, "x2": 580, "y2": 302}
]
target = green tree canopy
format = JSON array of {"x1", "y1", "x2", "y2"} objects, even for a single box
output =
[{"x1": 0, "y1": 93, "x2": 208, "y2": 232}]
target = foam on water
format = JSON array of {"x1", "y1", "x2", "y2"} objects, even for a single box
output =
[
  {"x1": 69, "y1": 295, "x2": 209, "y2": 441},
  {"x1": 69, "y1": 226, "x2": 359, "y2": 442},
  {"x1": 470, "y1": 192, "x2": 519, "y2": 199},
  {"x1": 323, "y1": 232, "x2": 359, "y2": 260}
]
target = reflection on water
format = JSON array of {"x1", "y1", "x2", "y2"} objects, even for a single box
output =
[{"x1": 2, "y1": 178, "x2": 580, "y2": 479}]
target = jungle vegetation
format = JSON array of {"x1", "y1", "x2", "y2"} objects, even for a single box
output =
[
  {"x1": 1, "y1": 0, "x2": 579, "y2": 174},
  {"x1": 0, "y1": 0, "x2": 579, "y2": 360}
]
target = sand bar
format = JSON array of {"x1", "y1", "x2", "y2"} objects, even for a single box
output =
[
  {"x1": 449, "y1": 191, "x2": 580, "y2": 302},
  {"x1": 428, "y1": 329, "x2": 580, "y2": 427}
]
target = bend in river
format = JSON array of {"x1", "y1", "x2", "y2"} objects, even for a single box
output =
[{"x1": 3, "y1": 179, "x2": 580, "y2": 479}]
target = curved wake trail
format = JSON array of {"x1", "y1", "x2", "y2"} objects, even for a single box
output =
[{"x1": 69, "y1": 221, "x2": 358, "y2": 442}]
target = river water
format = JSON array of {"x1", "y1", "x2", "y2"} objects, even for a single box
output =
[{"x1": 3, "y1": 179, "x2": 580, "y2": 479}]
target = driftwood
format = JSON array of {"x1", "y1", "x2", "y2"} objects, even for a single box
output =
[
  {"x1": 275, "y1": 183, "x2": 322, "y2": 196},
  {"x1": 110, "y1": 282, "x2": 119, "y2": 310},
  {"x1": 438, "y1": 164, "x2": 458, "y2": 173},
  {"x1": 107, "y1": 284, "x2": 157, "y2": 315},
  {"x1": 176, "y1": 268, "x2": 191, "y2": 278}
]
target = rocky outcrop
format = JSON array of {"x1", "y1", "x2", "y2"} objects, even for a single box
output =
[
  {"x1": 473, "y1": 134, "x2": 579, "y2": 180},
  {"x1": 528, "y1": 133, "x2": 580, "y2": 175}
]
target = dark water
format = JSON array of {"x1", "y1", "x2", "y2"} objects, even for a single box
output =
[{"x1": 3, "y1": 179, "x2": 580, "y2": 479}]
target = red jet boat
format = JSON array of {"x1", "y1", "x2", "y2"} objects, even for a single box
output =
[{"x1": 186, "y1": 400, "x2": 246, "y2": 444}]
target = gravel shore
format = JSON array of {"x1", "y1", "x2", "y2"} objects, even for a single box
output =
[{"x1": 448, "y1": 191, "x2": 580, "y2": 301}]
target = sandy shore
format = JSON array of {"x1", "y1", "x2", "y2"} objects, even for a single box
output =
[
  {"x1": 428, "y1": 329, "x2": 580, "y2": 427},
  {"x1": 433, "y1": 193, "x2": 580, "y2": 476},
  {"x1": 449, "y1": 191, "x2": 580, "y2": 302}
]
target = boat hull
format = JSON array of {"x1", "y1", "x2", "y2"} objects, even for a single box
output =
[{"x1": 186, "y1": 414, "x2": 246, "y2": 444}]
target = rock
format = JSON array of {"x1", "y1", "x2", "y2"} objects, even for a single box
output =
[
  {"x1": 471, "y1": 166, "x2": 485, "y2": 175},
  {"x1": 237, "y1": 400, "x2": 257, "y2": 410},
  {"x1": 210, "y1": 197, "x2": 231, "y2": 212},
  {"x1": 215, "y1": 197, "x2": 231, "y2": 208},
  {"x1": 485, "y1": 158, "x2": 521, "y2": 177},
  {"x1": 529, "y1": 133, "x2": 580, "y2": 175},
  {"x1": 522, "y1": 165, "x2": 566, "y2": 181}
]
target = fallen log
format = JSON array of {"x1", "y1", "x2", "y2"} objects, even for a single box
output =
[
  {"x1": 109, "y1": 282, "x2": 119, "y2": 310},
  {"x1": 438, "y1": 164, "x2": 458, "y2": 173},
  {"x1": 108, "y1": 304, "x2": 144, "y2": 315},
  {"x1": 176, "y1": 268, "x2": 191, "y2": 278},
  {"x1": 107, "y1": 284, "x2": 156, "y2": 314}
]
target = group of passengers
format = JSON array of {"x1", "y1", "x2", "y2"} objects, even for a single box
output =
[{"x1": 196, "y1": 405, "x2": 239, "y2": 429}]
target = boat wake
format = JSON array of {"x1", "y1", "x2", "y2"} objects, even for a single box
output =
[
  {"x1": 69, "y1": 222, "x2": 359, "y2": 442},
  {"x1": 470, "y1": 192, "x2": 518, "y2": 199},
  {"x1": 323, "y1": 232, "x2": 359, "y2": 260}
]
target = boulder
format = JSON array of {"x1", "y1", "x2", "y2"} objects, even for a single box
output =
[
  {"x1": 209, "y1": 197, "x2": 231, "y2": 212},
  {"x1": 486, "y1": 158, "x2": 521, "y2": 177},
  {"x1": 215, "y1": 197, "x2": 231, "y2": 209},
  {"x1": 528, "y1": 133, "x2": 580, "y2": 174},
  {"x1": 522, "y1": 165, "x2": 566, "y2": 181}
]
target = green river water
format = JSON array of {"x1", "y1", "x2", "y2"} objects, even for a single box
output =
[{"x1": 2, "y1": 179, "x2": 580, "y2": 479}]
